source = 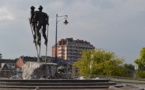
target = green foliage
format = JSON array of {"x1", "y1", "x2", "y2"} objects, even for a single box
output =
[
  {"x1": 123, "y1": 64, "x2": 135, "y2": 77},
  {"x1": 73, "y1": 48, "x2": 129, "y2": 77},
  {"x1": 135, "y1": 71, "x2": 145, "y2": 78},
  {"x1": 134, "y1": 47, "x2": 145, "y2": 78},
  {"x1": 123, "y1": 64, "x2": 134, "y2": 71},
  {"x1": 134, "y1": 47, "x2": 145, "y2": 70},
  {"x1": 0, "y1": 53, "x2": 2, "y2": 59}
]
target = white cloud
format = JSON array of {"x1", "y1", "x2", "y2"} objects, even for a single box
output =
[
  {"x1": 49, "y1": 1, "x2": 64, "y2": 10},
  {"x1": 0, "y1": 8, "x2": 14, "y2": 20}
]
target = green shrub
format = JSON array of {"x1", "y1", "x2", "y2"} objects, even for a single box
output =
[{"x1": 135, "y1": 71, "x2": 145, "y2": 78}]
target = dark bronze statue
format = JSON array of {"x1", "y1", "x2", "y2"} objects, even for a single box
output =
[
  {"x1": 30, "y1": 6, "x2": 37, "y2": 43},
  {"x1": 30, "y1": 5, "x2": 49, "y2": 45}
]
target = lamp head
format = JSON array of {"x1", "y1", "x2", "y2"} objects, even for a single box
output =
[{"x1": 64, "y1": 19, "x2": 68, "y2": 25}]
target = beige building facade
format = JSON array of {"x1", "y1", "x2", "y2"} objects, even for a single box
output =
[{"x1": 52, "y1": 38, "x2": 95, "y2": 61}]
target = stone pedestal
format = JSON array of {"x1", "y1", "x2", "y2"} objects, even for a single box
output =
[{"x1": 22, "y1": 62, "x2": 57, "y2": 80}]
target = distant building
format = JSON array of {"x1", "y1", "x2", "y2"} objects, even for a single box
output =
[
  {"x1": 0, "y1": 59, "x2": 16, "y2": 68},
  {"x1": 0, "y1": 63, "x2": 15, "y2": 78},
  {"x1": 15, "y1": 56, "x2": 73, "y2": 76},
  {"x1": 52, "y1": 38, "x2": 95, "y2": 61},
  {"x1": 15, "y1": 56, "x2": 38, "y2": 68},
  {"x1": 15, "y1": 56, "x2": 73, "y2": 68},
  {"x1": 0, "y1": 59, "x2": 17, "y2": 78},
  {"x1": 0, "y1": 56, "x2": 74, "y2": 78}
]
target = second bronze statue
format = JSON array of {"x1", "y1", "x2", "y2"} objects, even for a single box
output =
[{"x1": 30, "y1": 5, "x2": 49, "y2": 46}]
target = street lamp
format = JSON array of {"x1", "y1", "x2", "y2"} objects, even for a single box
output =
[
  {"x1": 55, "y1": 14, "x2": 68, "y2": 63},
  {"x1": 90, "y1": 54, "x2": 93, "y2": 78}
]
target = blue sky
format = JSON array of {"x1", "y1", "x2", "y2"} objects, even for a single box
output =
[{"x1": 0, "y1": 0, "x2": 145, "y2": 64}]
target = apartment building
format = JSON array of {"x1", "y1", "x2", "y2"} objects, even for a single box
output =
[{"x1": 52, "y1": 38, "x2": 95, "y2": 61}]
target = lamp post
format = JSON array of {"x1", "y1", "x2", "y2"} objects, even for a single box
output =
[
  {"x1": 90, "y1": 54, "x2": 93, "y2": 78},
  {"x1": 55, "y1": 14, "x2": 68, "y2": 63},
  {"x1": 134, "y1": 64, "x2": 138, "y2": 78}
]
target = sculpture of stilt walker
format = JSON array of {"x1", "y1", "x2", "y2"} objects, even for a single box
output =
[{"x1": 29, "y1": 5, "x2": 49, "y2": 62}]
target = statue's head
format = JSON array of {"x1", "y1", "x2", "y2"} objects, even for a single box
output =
[
  {"x1": 38, "y1": 5, "x2": 43, "y2": 11},
  {"x1": 30, "y1": 6, "x2": 35, "y2": 10}
]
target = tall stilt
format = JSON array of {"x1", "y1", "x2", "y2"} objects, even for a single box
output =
[
  {"x1": 29, "y1": 18, "x2": 40, "y2": 62},
  {"x1": 38, "y1": 44, "x2": 41, "y2": 62},
  {"x1": 45, "y1": 25, "x2": 49, "y2": 63},
  {"x1": 35, "y1": 42, "x2": 40, "y2": 62},
  {"x1": 37, "y1": 28, "x2": 44, "y2": 62}
]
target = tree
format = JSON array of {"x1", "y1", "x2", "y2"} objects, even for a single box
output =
[
  {"x1": 73, "y1": 49, "x2": 129, "y2": 77},
  {"x1": 134, "y1": 47, "x2": 145, "y2": 70},
  {"x1": 0, "y1": 53, "x2": 2, "y2": 59},
  {"x1": 123, "y1": 64, "x2": 135, "y2": 76},
  {"x1": 123, "y1": 64, "x2": 134, "y2": 72},
  {"x1": 134, "y1": 47, "x2": 145, "y2": 78}
]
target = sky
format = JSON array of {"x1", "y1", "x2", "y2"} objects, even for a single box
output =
[{"x1": 0, "y1": 0, "x2": 145, "y2": 65}]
